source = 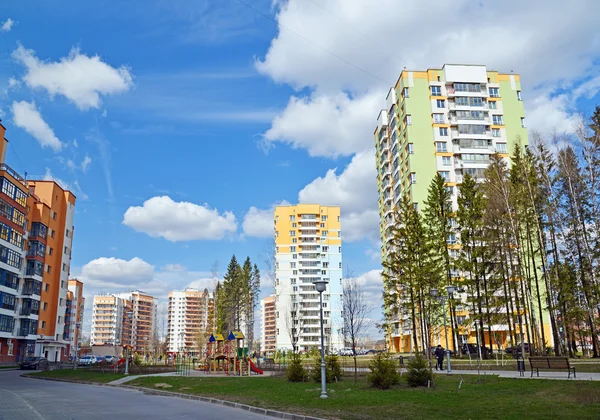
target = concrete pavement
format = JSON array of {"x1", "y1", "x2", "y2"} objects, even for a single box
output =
[
  {"x1": 0, "y1": 370, "x2": 271, "y2": 420},
  {"x1": 430, "y1": 368, "x2": 600, "y2": 381}
]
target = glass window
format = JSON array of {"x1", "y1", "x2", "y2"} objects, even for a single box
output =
[
  {"x1": 407, "y1": 143, "x2": 414, "y2": 154},
  {"x1": 14, "y1": 189, "x2": 27, "y2": 207},
  {"x1": 12, "y1": 209, "x2": 25, "y2": 228},
  {"x1": 493, "y1": 115, "x2": 504, "y2": 125},
  {"x1": 442, "y1": 156, "x2": 451, "y2": 166},
  {"x1": 436, "y1": 142, "x2": 448, "y2": 152},
  {"x1": 410, "y1": 173, "x2": 417, "y2": 184},
  {"x1": 489, "y1": 87, "x2": 499, "y2": 97},
  {"x1": 521, "y1": 117, "x2": 526, "y2": 128},
  {"x1": 1, "y1": 179, "x2": 15, "y2": 200},
  {"x1": 431, "y1": 86, "x2": 441, "y2": 96},
  {"x1": 439, "y1": 127, "x2": 448, "y2": 136},
  {"x1": 439, "y1": 171, "x2": 450, "y2": 181},
  {"x1": 433, "y1": 113, "x2": 445, "y2": 123},
  {"x1": 517, "y1": 91, "x2": 522, "y2": 101},
  {"x1": 406, "y1": 115, "x2": 412, "y2": 125},
  {"x1": 436, "y1": 99, "x2": 445, "y2": 108},
  {"x1": 496, "y1": 143, "x2": 507, "y2": 153},
  {"x1": 488, "y1": 101, "x2": 497, "y2": 109},
  {"x1": 0, "y1": 198, "x2": 12, "y2": 220},
  {"x1": 0, "y1": 223, "x2": 9, "y2": 242},
  {"x1": 492, "y1": 128, "x2": 501, "y2": 137}
]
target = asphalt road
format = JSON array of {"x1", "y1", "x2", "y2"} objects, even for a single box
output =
[{"x1": 0, "y1": 370, "x2": 271, "y2": 420}]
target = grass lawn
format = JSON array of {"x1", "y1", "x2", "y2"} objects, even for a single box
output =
[
  {"x1": 27, "y1": 369, "x2": 125, "y2": 384},
  {"x1": 128, "y1": 374, "x2": 600, "y2": 419}
]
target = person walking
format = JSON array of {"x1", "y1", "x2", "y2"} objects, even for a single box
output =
[{"x1": 434, "y1": 345, "x2": 445, "y2": 371}]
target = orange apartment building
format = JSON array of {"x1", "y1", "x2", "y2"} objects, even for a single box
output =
[
  {"x1": 167, "y1": 288, "x2": 213, "y2": 355},
  {"x1": 0, "y1": 123, "x2": 78, "y2": 363},
  {"x1": 261, "y1": 294, "x2": 276, "y2": 356},
  {"x1": 91, "y1": 290, "x2": 157, "y2": 353}
]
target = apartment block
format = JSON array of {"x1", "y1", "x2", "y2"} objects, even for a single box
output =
[
  {"x1": 66, "y1": 279, "x2": 84, "y2": 356},
  {"x1": 92, "y1": 291, "x2": 157, "y2": 353},
  {"x1": 0, "y1": 123, "x2": 77, "y2": 363},
  {"x1": 261, "y1": 294, "x2": 276, "y2": 356},
  {"x1": 167, "y1": 288, "x2": 213, "y2": 355},
  {"x1": 374, "y1": 64, "x2": 552, "y2": 352},
  {"x1": 274, "y1": 204, "x2": 343, "y2": 353}
]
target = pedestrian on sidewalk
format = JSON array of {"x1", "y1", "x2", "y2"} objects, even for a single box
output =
[{"x1": 434, "y1": 345, "x2": 445, "y2": 371}]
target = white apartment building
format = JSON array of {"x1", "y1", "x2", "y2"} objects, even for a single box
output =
[
  {"x1": 274, "y1": 204, "x2": 344, "y2": 353},
  {"x1": 167, "y1": 288, "x2": 213, "y2": 355}
]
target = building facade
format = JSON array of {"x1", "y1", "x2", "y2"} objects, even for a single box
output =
[
  {"x1": 91, "y1": 294, "x2": 125, "y2": 347},
  {"x1": 0, "y1": 123, "x2": 77, "y2": 363},
  {"x1": 261, "y1": 294, "x2": 276, "y2": 356},
  {"x1": 375, "y1": 64, "x2": 551, "y2": 352},
  {"x1": 91, "y1": 291, "x2": 157, "y2": 353},
  {"x1": 66, "y1": 279, "x2": 84, "y2": 357},
  {"x1": 274, "y1": 204, "x2": 344, "y2": 353},
  {"x1": 167, "y1": 288, "x2": 213, "y2": 355}
]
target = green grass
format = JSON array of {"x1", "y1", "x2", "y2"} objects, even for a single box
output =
[
  {"x1": 27, "y1": 369, "x2": 126, "y2": 383},
  {"x1": 128, "y1": 374, "x2": 600, "y2": 419}
]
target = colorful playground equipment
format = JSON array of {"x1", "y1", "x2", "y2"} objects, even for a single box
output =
[{"x1": 205, "y1": 330, "x2": 263, "y2": 376}]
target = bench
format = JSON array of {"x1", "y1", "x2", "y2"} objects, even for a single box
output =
[{"x1": 529, "y1": 357, "x2": 576, "y2": 379}]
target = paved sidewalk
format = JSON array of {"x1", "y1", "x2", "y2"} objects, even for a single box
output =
[
  {"x1": 433, "y1": 368, "x2": 600, "y2": 381},
  {"x1": 109, "y1": 369, "x2": 275, "y2": 385}
]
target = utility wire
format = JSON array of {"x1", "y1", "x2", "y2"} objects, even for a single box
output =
[{"x1": 235, "y1": 0, "x2": 389, "y2": 84}]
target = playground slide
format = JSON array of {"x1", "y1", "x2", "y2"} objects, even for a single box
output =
[{"x1": 247, "y1": 358, "x2": 264, "y2": 375}]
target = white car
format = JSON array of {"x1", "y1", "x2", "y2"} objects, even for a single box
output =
[{"x1": 78, "y1": 355, "x2": 97, "y2": 366}]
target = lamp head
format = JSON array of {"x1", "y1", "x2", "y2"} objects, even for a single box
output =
[
  {"x1": 430, "y1": 288, "x2": 438, "y2": 298},
  {"x1": 446, "y1": 285, "x2": 456, "y2": 296},
  {"x1": 312, "y1": 279, "x2": 328, "y2": 293}
]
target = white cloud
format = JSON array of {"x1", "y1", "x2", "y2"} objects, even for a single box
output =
[
  {"x1": 81, "y1": 155, "x2": 92, "y2": 172},
  {"x1": 258, "y1": 0, "x2": 600, "y2": 154},
  {"x1": 7, "y1": 77, "x2": 20, "y2": 90},
  {"x1": 11, "y1": 101, "x2": 62, "y2": 151},
  {"x1": 81, "y1": 257, "x2": 155, "y2": 287},
  {"x1": 12, "y1": 44, "x2": 133, "y2": 110},
  {"x1": 261, "y1": 92, "x2": 381, "y2": 157},
  {"x1": 0, "y1": 18, "x2": 14, "y2": 32},
  {"x1": 123, "y1": 196, "x2": 238, "y2": 241},
  {"x1": 242, "y1": 200, "x2": 290, "y2": 238},
  {"x1": 298, "y1": 149, "x2": 379, "y2": 242}
]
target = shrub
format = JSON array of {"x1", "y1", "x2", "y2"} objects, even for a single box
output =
[
  {"x1": 311, "y1": 353, "x2": 343, "y2": 383},
  {"x1": 367, "y1": 352, "x2": 401, "y2": 390},
  {"x1": 286, "y1": 353, "x2": 307, "y2": 382},
  {"x1": 405, "y1": 354, "x2": 432, "y2": 387}
]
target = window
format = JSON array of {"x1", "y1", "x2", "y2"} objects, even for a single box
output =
[
  {"x1": 292, "y1": 254, "x2": 297, "y2": 259},
  {"x1": 445, "y1": 186, "x2": 454, "y2": 196},
  {"x1": 458, "y1": 125, "x2": 486, "y2": 135},
  {"x1": 66, "y1": 229, "x2": 70, "y2": 238},
  {"x1": 431, "y1": 86, "x2": 442, "y2": 96},
  {"x1": 492, "y1": 128, "x2": 501, "y2": 137},
  {"x1": 442, "y1": 156, "x2": 451, "y2": 166},
  {"x1": 289, "y1": 215, "x2": 295, "y2": 221},
  {"x1": 51, "y1": 210, "x2": 57, "y2": 220},
  {"x1": 436, "y1": 99, "x2": 446, "y2": 108},
  {"x1": 405, "y1": 115, "x2": 412, "y2": 125},
  {"x1": 1, "y1": 179, "x2": 15, "y2": 200},
  {"x1": 488, "y1": 101, "x2": 497, "y2": 109},
  {"x1": 402, "y1": 87, "x2": 409, "y2": 98},
  {"x1": 14, "y1": 189, "x2": 27, "y2": 207},
  {"x1": 289, "y1": 230, "x2": 295, "y2": 236},
  {"x1": 437, "y1": 76, "x2": 441, "y2": 82},
  {"x1": 50, "y1": 229, "x2": 55, "y2": 239},
  {"x1": 521, "y1": 117, "x2": 526, "y2": 128},
  {"x1": 322, "y1": 231, "x2": 328, "y2": 236},
  {"x1": 439, "y1": 127, "x2": 448, "y2": 136},
  {"x1": 290, "y1": 246, "x2": 296, "y2": 252},
  {"x1": 290, "y1": 262, "x2": 296, "y2": 268},
  {"x1": 12, "y1": 209, "x2": 25, "y2": 228},
  {"x1": 408, "y1": 143, "x2": 414, "y2": 154},
  {"x1": 517, "y1": 90, "x2": 522, "y2": 101},
  {"x1": 439, "y1": 171, "x2": 450, "y2": 181},
  {"x1": 292, "y1": 238, "x2": 297, "y2": 243},
  {"x1": 44, "y1": 283, "x2": 49, "y2": 292},
  {"x1": 321, "y1": 215, "x2": 327, "y2": 221},
  {"x1": 436, "y1": 142, "x2": 448, "y2": 153},
  {"x1": 292, "y1": 223, "x2": 296, "y2": 228},
  {"x1": 492, "y1": 115, "x2": 504, "y2": 125},
  {"x1": 43, "y1": 302, "x2": 48, "y2": 311},
  {"x1": 433, "y1": 113, "x2": 445, "y2": 123},
  {"x1": 488, "y1": 87, "x2": 499, "y2": 97},
  {"x1": 63, "y1": 263, "x2": 68, "y2": 272},
  {"x1": 410, "y1": 173, "x2": 417, "y2": 184},
  {"x1": 46, "y1": 265, "x2": 51, "y2": 274},
  {"x1": 496, "y1": 143, "x2": 507, "y2": 153},
  {"x1": 447, "y1": 233, "x2": 457, "y2": 244}
]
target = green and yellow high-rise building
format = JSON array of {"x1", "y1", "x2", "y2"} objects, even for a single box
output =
[{"x1": 375, "y1": 64, "x2": 537, "y2": 352}]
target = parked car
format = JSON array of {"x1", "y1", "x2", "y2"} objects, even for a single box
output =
[
  {"x1": 505, "y1": 343, "x2": 531, "y2": 356},
  {"x1": 430, "y1": 346, "x2": 456, "y2": 357},
  {"x1": 461, "y1": 343, "x2": 491, "y2": 357},
  {"x1": 78, "y1": 355, "x2": 97, "y2": 366},
  {"x1": 103, "y1": 355, "x2": 116, "y2": 364},
  {"x1": 20, "y1": 357, "x2": 49, "y2": 370}
]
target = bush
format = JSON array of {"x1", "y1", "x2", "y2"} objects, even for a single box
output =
[
  {"x1": 311, "y1": 353, "x2": 343, "y2": 383},
  {"x1": 405, "y1": 354, "x2": 432, "y2": 388},
  {"x1": 367, "y1": 352, "x2": 401, "y2": 390},
  {"x1": 286, "y1": 353, "x2": 306, "y2": 382}
]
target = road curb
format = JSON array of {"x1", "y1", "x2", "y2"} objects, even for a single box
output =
[{"x1": 22, "y1": 374, "x2": 325, "y2": 420}]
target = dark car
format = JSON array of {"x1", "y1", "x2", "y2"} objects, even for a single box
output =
[
  {"x1": 20, "y1": 357, "x2": 49, "y2": 370},
  {"x1": 461, "y1": 343, "x2": 491, "y2": 357}
]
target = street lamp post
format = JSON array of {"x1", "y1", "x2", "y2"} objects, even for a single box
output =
[
  {"x1": 312, "y1": 278, "x2": 329, "y2": 399},
  {"x1": 73, "y1": 322, "x2": 81, "y2": 371},
  {"x1": 431, "y1": 286, "x2": 456, "y2": 373},
  {"x1": 125, "y1": 311, "x2": 133, "y2": 375}
]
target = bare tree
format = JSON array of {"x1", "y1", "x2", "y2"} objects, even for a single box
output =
[
  {"x1": 283, "y1": 297, "x2": 301, "y2": 353},
  {"x1": 262, "y1": 239, "x2": 277, "y2": 293},
  {"x1": 342, "y1": 267, "x2": 371, "y2": 382}
]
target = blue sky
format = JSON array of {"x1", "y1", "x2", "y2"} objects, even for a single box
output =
[{"x1": 1, "y1": 0, "x2": 599, "y2": 338}]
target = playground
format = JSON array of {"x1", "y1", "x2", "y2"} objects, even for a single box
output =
[{"x1": 202, "y1": 330, "x2": 264, "y2": 376}]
